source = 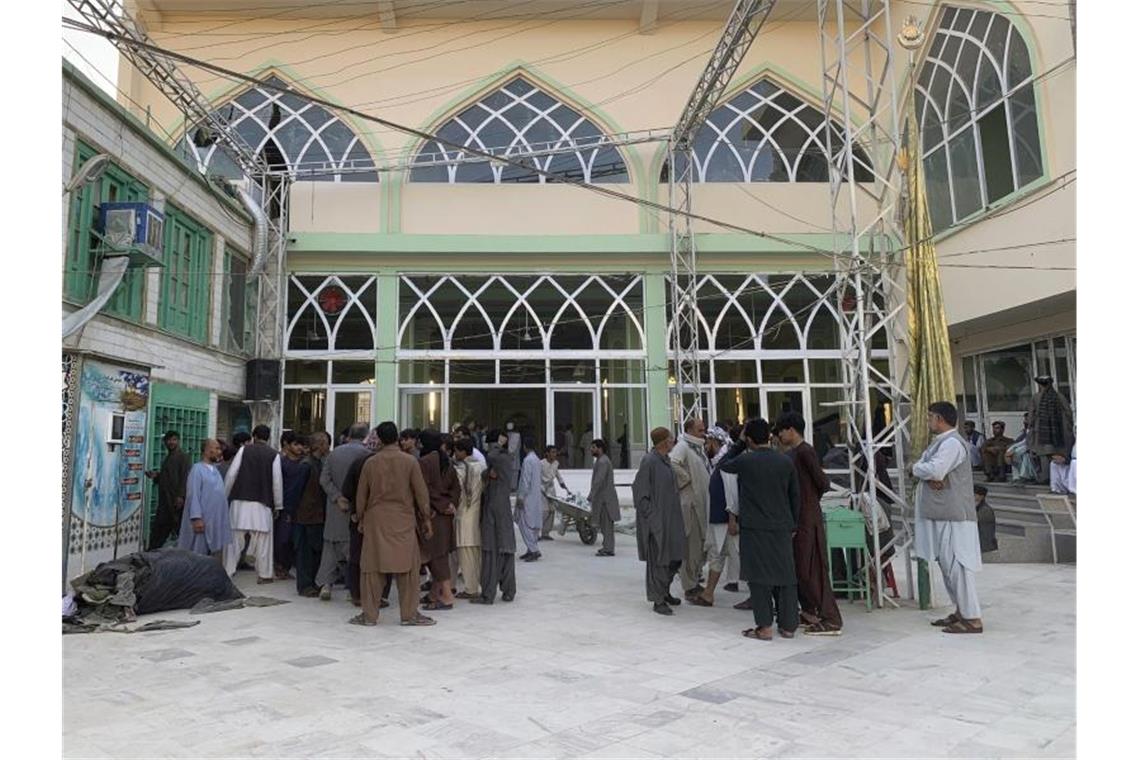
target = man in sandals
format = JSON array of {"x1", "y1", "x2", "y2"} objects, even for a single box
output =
[
  {"x1": 911, "y1": 402, "x2": 984, "y2": 635},
  {"x1": 353, "y1": 421, "x2": 435, "y2": 627},
  {"x1": 720, "y1": 418, "x2": 800, "y2": 641},
  {"x1": 774, "y1": 412, "x2": 843, "y2": 636}
]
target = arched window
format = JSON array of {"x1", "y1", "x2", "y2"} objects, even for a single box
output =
[
  {"x1": 410, "y1": 77, "x2": 629, "y2": 184},
  {"x1": 660, "y1": 78, "x2": 873, "y2": 183},
  {"x1": 287, "y1": 275, "x2": 377, "y2": 351},
  {"x1": 181, "y1": 75, "x2": 378, "y2": 182},
  {"x1": 916, "y1": 6, "x2": 1043, "y2": 231}
]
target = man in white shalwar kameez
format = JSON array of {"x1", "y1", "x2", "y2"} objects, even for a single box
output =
[
  {"x1": 912, "y1": 402, "x2": 984, "y2": 634},
  {"x1": 223, "y1": 425, "x2": 283, "y2": 583}
]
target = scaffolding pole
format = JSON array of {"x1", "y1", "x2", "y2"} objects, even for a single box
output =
[
  {"x1": 667, "y1": 0, "x2": 776, "y2": 428},
  {"x1": 817, "y1": 0, "x2": 915, "y2": 608},
  {"x1": 67, "y1": 0, "x2": 290, "y2": 435}
]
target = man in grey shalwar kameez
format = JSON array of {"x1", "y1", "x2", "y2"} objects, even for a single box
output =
[
  {"x1": 632, "y1": 427, "x2": 686, "y2": 616},
  {"x1": 516, "y1": 438, "x2": 544, "y2": 561},
  {"x1": 471, "y1": 432, "x2": 517, "y2": 604},
  {"x1": 912, "y1": 401, "x2": 984, "y2": 634},
  {"x1": 316, "y1": 423, "x2": 372, "y2": 601},
  {"x1": 177, "y1": 438, "x2": 231, "y2": 560}
]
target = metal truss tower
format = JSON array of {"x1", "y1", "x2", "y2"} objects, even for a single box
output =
[
  {"x1": 817, "y1": 0, "x2": 914, "y2": 606},
  {"x1": 667, "y1": 0, "x2": 776, "y2": 428},
  {"x1": 67, "y1": 0, "x2": 292, "y2": 433}
]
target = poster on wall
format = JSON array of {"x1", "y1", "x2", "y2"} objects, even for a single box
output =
[{"x1": 65, "y1": 359, "x2": 150, "y2": 584}]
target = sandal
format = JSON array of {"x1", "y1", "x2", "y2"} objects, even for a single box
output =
[
  {"x1": 401, "y1": 614, "x2": 437, "y2": 626},
  {"x1": 733, "y1": 598, "x2": 753, "y2": 611},
  {"x1": 931, "y1": 613, "x2": 960, "y2": 627},
  {"x1": 779, "y1": 629, "x2": 796, "y2": 639},
  {"x1": 688, "y1": 596, "x2": 713, "y2": 607},
  {"x1": 942, "y1": 620, "x2": 983, "y2": 635},
  {"x1": 804, "y1": 622, "x2": 843, "y2": 636},
  {"x1": 422, "y1": 601, "x2": 453, "y2": 611},
  {"x1": 742, "y1": 627, "x2": 773, "y2": 641},
  {"x1": 347, "y1": 614, "x2": 376, "y2": 627}
]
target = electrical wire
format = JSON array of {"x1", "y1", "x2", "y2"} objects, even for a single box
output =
[{"x1": 63, "y1": 16, "x2": 853, "y2": 264}]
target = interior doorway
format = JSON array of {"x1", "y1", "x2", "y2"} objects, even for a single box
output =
[{"x1": 552, "y1": 388, "x2": 596, "y2": 469}]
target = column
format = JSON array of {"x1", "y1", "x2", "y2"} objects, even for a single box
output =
[
  {"x1": 375, "y1": 270, "x2": 399, "y2": 423},
  {"x1": 643, "y1": 272, "x2": 671, "y2": 430}
]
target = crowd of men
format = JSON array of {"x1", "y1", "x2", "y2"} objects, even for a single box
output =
[
  {"x1": 143, "y1": 420, "x2": 622, "y2": 627},
  {"x1": 145, "y1": 398, "x2": 989, "y2": 639}
]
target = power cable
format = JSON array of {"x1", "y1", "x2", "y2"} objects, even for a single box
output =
[{"x1": 63, "y1": 16, "x2": 850, "y2": 263}]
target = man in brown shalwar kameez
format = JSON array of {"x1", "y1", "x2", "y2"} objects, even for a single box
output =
[
  {"x1": 774, "y1": 412, "x2": 843, "y2": 635},
  {"x1": 352, "y1": 422, "x2": 435, "y2": 627},
  {"x1": 418, "y1": 430, "x2": 461, "y2": 610}
]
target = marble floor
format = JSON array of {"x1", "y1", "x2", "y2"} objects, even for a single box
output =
[{"x1": 63, "y1": 533, "x2": 1075, "y2": 759}]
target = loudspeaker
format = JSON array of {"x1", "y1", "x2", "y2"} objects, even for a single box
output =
[{"x1": 245, "y1": 359, "x2": 281, "y2": 401}]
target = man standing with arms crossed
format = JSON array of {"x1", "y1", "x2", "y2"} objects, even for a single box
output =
[
  {"x1": 632, "y1": 428, "x2": 686, "y2": 616},
  {"x1": 912, "y1": 402, "x2": 985, "y2": 635}
]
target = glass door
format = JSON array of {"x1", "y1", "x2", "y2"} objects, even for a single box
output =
[
  {"x1": 330, "y1": 388, "x2": 374, "y2": 439},
  {"x1": 765, "y1": 388, "x2": 805, "y2": 424},
  {"x1": 552, "y1": 388, "x2": 596, "y2": 469},
  {"x1": 399, "y1": 388, "x2": 442, "y2": 432}
]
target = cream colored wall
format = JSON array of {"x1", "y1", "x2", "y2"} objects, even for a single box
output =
[
  {"x1": 893, "y1": 1, "x2": 1076, "y2": 328},
  {"x1": 289, "y1": 182, "x2": 383, "y2": 234},
  {"x1": 119, "y1": 3, "x2": 1074, "y2": 313}
]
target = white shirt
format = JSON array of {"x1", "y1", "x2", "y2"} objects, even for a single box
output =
[
  {"x1": 223, "y1": 444, "x2": 284, "y2": 512},
  {"x1": 913, "y1": 429, "x2": 980, "y2": 569},
  {"x1": 469, "y1": 447, "x2": 486, "y2": 466},
  {"x1": 723, "y1": 471, "x2": 740, "y2": 516}
]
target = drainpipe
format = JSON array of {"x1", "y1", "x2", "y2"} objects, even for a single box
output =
[
  {"x1": 237, "y1": 187, "x2": 269, "y2": 275},
  {"x1": 62, "y1": 256, "x2": 131, "y2": 339}
]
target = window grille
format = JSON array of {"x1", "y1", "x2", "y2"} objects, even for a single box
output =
[
  {"x1": 410, "y1": 77, "x2": 629, "y2": 184},
  {"x1": 916, "y1": 6, "x2": 1044, "y2": 230}
]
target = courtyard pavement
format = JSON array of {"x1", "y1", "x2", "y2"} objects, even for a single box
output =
[{"x1": 63, "y1": 532, "x2": 1075, "y2": 759}]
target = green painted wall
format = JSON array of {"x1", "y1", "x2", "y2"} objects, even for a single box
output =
[{"x1": 643, "y1": 273, "x2": 671, "y2": 430}]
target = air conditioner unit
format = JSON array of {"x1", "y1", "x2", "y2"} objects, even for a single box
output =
[{"x1": 98, "y1": 202, "x2": 165, "y2": 268}]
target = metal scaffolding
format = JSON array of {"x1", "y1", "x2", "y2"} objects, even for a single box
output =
[
  {"x1": 817, "y1": 0, "x2": 914, "y2": 606},
  {"x1": 69, "y1": 4, "x2": 922, "y2": 608},
  {"x1": 68, "y1": 0, "x2": 292, "y2": 433},
  {"x1": 666, "y1": 0, "x2": 776, "y2": 429}
]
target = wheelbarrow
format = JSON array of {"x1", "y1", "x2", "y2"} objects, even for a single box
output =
[{"x1": 549, "y1": 494, "x2": 597, "y2": 545}]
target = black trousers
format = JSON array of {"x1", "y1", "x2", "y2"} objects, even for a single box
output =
[
  {"x1": 479, "y1": 550, "x2": 517, "y2": 603},
  {"x1": 274, "y1": 513, "x2": 294, "y2": 572},
  {"x1": 292, "y1": 524, "x2": 324, "y2": 593},
  {"x1": 347, "y1": 527, "x2": 363, "y2": 602},
  {"x1": 748, "y1": 582, "x2": 799, "y2": 632},
  {"x1": 146, "y1": 504, "x2": 180, "y2": 551}
]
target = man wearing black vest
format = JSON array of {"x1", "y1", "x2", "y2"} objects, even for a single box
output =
[{"x1": 223, "y1": 424, "x2": 283, "y2": 584}]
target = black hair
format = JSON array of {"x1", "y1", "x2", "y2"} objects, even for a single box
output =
[
  {"x1": 928, "y1": 401, "x2": 958, "y2": 427},
  {"x1": 743, "y1": 417, "x2": 770, "y2": 445},
  {"x1": 163, "y1": 430, "x2": 180, "y2": 442},
  {"x1": 522, "y1": 435, "x2": 537, "y2": 452},
  {"x1": 591, "y1": 438, "x2": 606, "y2": 451},
  {"x1": 378, "y1": 421, "x2": 399, "y2": 445},
  {"x1": 973, "y1": 484, "x2": 988, "y2": 497},
  {"x1": 232, "y1": 431, "x2": 252, "y2": 447},
  {"x1": 220, "y1": 444, "x2": 238, "y2": 462},
  {"x1": 773, "y1": 411, "x2": 806, "y2": 436},
  {"x1": 545, "y1": 445, "x2": 558, "y2": 454},
  {"x1": 729, "y1": 424, "x2": 743, "y2": 442},
  {"x1": 963, "y1": 420, "x2": 976, "y2": 428},
  {"x1": 454, "y1": 438, "x2": 474, "y2": 455},
  {"x1": 281, "y1": 430, "x2": 298, "y2": 446},
  {"x1": 252, "y1": 424, "x2": 271, "y2": 441},
  {"x1": 399, "y1": 428, "x2": 417, "y2": 441},
  {"x1": 485, "y1": 428, "x2": 500, "y2": 442}
]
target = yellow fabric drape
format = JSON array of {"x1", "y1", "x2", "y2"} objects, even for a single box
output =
[{"x1": 902, "y1": 118, "x2": 956, "y2": 461}]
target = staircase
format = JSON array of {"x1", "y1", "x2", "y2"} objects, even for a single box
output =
[
  {"x1": 972, "y1": 474, "x2": 1076, "y2": 563},
  {"x1": 885, "y1": 472, "x2": 1075, "y2": 564}
]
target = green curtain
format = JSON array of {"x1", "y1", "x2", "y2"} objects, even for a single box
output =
[{"x1": 902, "y1": 118, "x2": 956, "y2": 461}]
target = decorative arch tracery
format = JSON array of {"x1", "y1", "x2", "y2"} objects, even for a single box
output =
[
  {"x1": 409, "y1": 76, "x2": 629, "y2": 184},
  {"x1": 181, "y1": 75, "x2": 378, "y2": 181}
]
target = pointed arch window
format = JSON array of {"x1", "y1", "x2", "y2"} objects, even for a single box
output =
[
  {"x1": 181, "y1": 75, "x2": 378, "y2": 182},
  {"x1": 916, "y1": 6, "x2": 1044, "y2": 231},
  {"x1": 410, "y1": 77, "x2": 629, "y2": 184},
  {"x1": 660, "y1": 78, "x2": 873, "y2": 183}
]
